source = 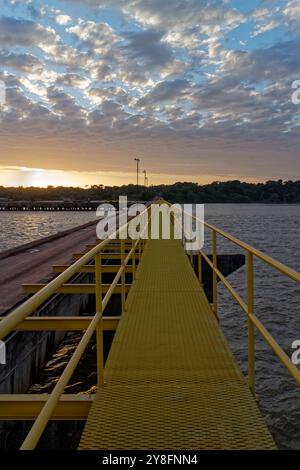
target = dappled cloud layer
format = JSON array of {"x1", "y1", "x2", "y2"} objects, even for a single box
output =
[{"x1": 0, "y1": 0, "x2": 299, "y2": 185}]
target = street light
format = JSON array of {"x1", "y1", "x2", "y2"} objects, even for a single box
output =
[
  {"x1": 143, "y1": 169, "x2": 147, "y2": 187},
  {"x1": 134, "y1": 158, "x2": 140, "y2": 186}
]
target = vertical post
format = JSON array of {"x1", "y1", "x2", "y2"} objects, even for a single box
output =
[
  {"x1": 141, "y1": 229, "x2": 144, "y2": 251},
  {"x1": 134, "y1": 158, "x2": 140, "y2": 187},
  {"x1": 198, "y1": 251, "x2": 202, "y2": 285},
  {"x1": 121, "y1": 238, "x2": 126, "y2": 313},
  {"x1": 247, "y1": 251, "x2": 255, "y2": 395},
  {"x1": 95, "y1": 252, "x2": 103, "y2": 386},
  {"x1": 132, "y1": 238, "x2": 136, "y2": 280},
  {"x1": 148, "y1": 207, "x2": 151, "y2": 240},
  {"x1": 212, "y1": 230, "x2": 218, "y2": 320}
]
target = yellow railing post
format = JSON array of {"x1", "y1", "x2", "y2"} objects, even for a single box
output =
[
  {"x1": 121, "y1": 238, "x2": 126, "y2": 312},
  {"x1": 132, "y1": 238, "x2": 136, "y2": 280},
  {"x1": 212, "y1": 230, "x2": 218, "y2": 320},
  {"x1": 148, "y1": 208, "x2": 151, "y2": 241},
  {"x1": 247, "y1": 251, "x2": 255, "y2": 395},
  {"x1": 198, "y1": 251, "x2": 202, "y2": 285},
  {"x1": 95, "y1": 252, "x2": 103, "y2": 386},
  {"x1": 142, "y1": 227, "x2": 146, "y2": 251}
]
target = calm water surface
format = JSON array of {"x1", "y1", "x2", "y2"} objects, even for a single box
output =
[
  {"x1": 0, "y1": 211, "x2": 96, "y2": 252},
  {"x1": 0, "y1": 205, "x2": 300, "y2": 449}
]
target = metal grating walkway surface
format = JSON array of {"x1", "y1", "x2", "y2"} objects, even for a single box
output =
[{"x1": 79, "y1": 238, "x2": 276, "y2": 450}]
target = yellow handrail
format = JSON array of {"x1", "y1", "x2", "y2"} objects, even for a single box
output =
[
  {"x1": 181, "y1": 205, "x2": 300, "y2": 391},
  {"x1": 0, "y1": 207, "x2": 150, "y2": 449},
  {"x1": 203, "y1": 220, "x2": 300, "y2": 284},
  {"x1": 161, "y1": 200, "x2": 300, "y2": 392},
  {"x1": 0, "y1": 209, "x2": 149, "y2": 341}
]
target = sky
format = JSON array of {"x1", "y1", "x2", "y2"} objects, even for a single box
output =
[{"x1": 0, "y1": 0, "x2": 299, "y2": 187}]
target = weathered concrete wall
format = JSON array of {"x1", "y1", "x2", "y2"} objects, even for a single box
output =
[{"x1": 0, "y1": 272, "x2": 93, "y2": 394}]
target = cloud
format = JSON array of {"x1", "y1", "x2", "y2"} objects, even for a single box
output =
[
  {"x1": 87, "y1": 86, "x2": 129, "y2": 106},
  {"x1": 0, "y1": 52, "x2": 44, "y2": 74},
  {"x1": 55, "y1": 14, "x2": 72, "y2": 25},
  {"x1": 252, "y1": 8, "x2": 272, "y2": 22},
  {"x1": 251, "y1": 5, "x2": 281, "y2": 37},
  {"x1": 138, "y1": 79, "x2": 189, "y2": 106},
  {"x1": 0, "y1": 16, "x2": 58, "y2": 50},
  {"x1": 65, "y1": 0, "x2": 245, "y2": 48},
  {"x1": 76, "y1": 0, "x2": 244, "y2": 33},
  {"x1": 122, "y1": 29, "x2": 173, "y2": 68},
  {"x1": 219, "y1": 40, "x2": 300, "y2": 84},
  {"x1": 252, "y1": 19, "x2": 280, "y2": 37},
  {"x1": 55, "y1": 73, "x2": 90, "y2": 89},
  {"x1": 283, "y1": 0, "x2": 300, "y2": 33},
  {"x1": 47, "y1": 86, "x2": 85, "y2": 118},
  {"x1": 67, "y1": 19, "x2": 118, "y2": 54}
]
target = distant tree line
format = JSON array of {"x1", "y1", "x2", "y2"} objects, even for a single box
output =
[{"x1": 1, "y1": 180, "x2": 300, "y2": 204}]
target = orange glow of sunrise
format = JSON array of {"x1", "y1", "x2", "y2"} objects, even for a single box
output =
[{"x1": 0, "y1": 166, "x2": 266, "y2": 188}]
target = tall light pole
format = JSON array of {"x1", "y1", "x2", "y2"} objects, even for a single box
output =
[
  {"x1": 134, "y1": 158, "x2": 140, "y2": 186},
  {"x1": 143, "y1": 169, "x2": 147, "y2": 187}
]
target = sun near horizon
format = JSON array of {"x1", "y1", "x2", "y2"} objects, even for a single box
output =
[{"x1": 0, "y1": 165, "x2": 273, "y2": 188}]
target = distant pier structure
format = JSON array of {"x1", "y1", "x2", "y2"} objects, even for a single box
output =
[{"x1": 0, "y1": 198, "x2": 138, "y2": 211}]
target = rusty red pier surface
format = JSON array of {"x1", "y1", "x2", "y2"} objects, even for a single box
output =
[{"x1": 0, "y1": 220, "x2": 98, "y2": 315}]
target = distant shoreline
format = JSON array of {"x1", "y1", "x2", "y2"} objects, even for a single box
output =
[
  {"x1": 1, "y1": 180, "x2": 300, "y2": 204},
  {"x1": 0, "y1": 202, "x2": 300, "y2": 212}
]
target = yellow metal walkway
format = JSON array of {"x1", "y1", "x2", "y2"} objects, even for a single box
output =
[{"x1": 79, "y1": 238, "x2": 275, "y2": 450}]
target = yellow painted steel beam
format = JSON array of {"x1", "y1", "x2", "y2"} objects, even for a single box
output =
[
  {"x1": 0, "y1": 316, "x2": 120, "y2": 331},
  {"x1": 95, "y1": 239, "x2": 132, "y2": 244},
  {"x1": 22, "y1": 284, "x2": 131, "y2": 294},
  {"x1": 73, "y1": 252, "x2": 137, "y2": 260},
  {"x1": 52, "y1": 265, "x2": 133, "y2": 273},
  {"x1": 86, "y1": 243, "x2": 133, "y2": 250},
  {"x1": 0, "y1": 394, "x2": 94, "y2": 420}
]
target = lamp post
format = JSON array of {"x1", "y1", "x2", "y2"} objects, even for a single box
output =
[
  {"x1": 134, "y1": 158, "x2": 140, "y2": 186},
  {"x1": 143, "y1": 169, "x2": 147, "y2": 187}
]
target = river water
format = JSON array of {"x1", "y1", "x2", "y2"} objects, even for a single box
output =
[{"x1": 0, "y1": 204, "x2": 299, "y2": 449}]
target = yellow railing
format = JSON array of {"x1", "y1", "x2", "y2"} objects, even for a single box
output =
[
  {"x1": 1, "y1": 200, "x2": 300, "y2": 448},
  {"x1": 0, "y1": 207, "x2": 150, "y2": 449},
  {"x1": 190, "y1": 212, "x2": 300, "y2": 395},
  {"x1": 162, "y1": 199, "x2": 300, "y2": 394}
]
